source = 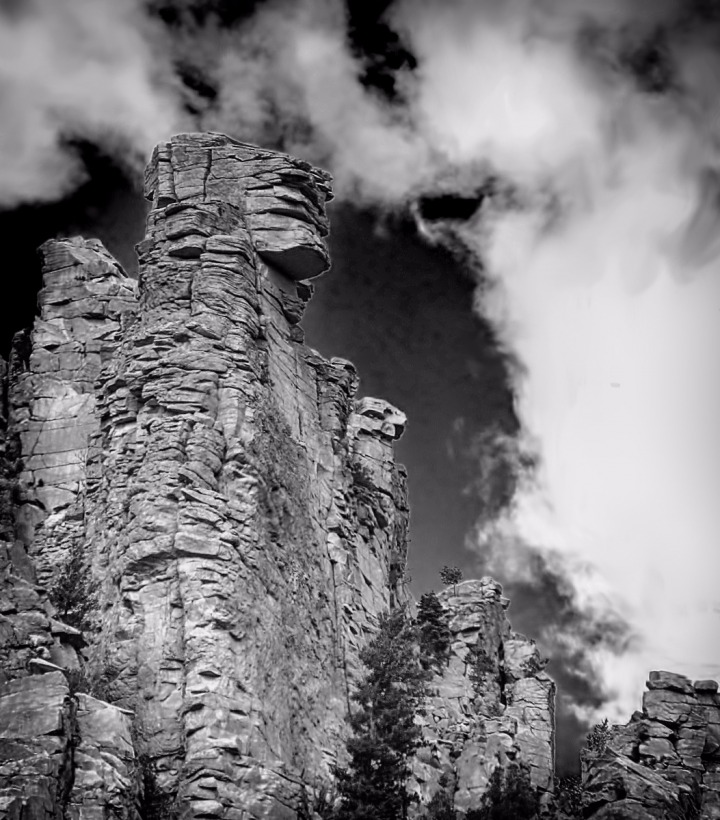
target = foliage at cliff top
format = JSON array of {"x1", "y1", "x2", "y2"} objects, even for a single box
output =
[
  {"x1": 439, "y1": 565, "x2": 463, "y2": 591},
  {"x1": 584, "y1": 719, "x2": 611, "y2": 754}
]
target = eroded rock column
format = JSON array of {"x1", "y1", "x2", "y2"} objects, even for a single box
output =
[
  {"x1": 82, "y1": 133, "x2": 410, "y2": 819},
  {"x1": 0, "y1": 238, "x2": 136, "y2": 684},
  {"x1": 411, "y1": 579, "x2": 555, "y2": 815},
  {"x1": 8, "y1": 238, "x2": 137, "y2": 587}
]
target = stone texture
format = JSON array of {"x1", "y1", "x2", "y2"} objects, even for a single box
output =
[
  {"x1": 0, "y1": 672, "x2": 73, "y2": 819},
  {"x1": 0, "y1": 671, "x2": 138, "y2": 820},
  {"x1": 73, "y1": 133, "x2": 410, "y2": 818},
  {"x1": 409, "y1": 579, "x2": 555, "y2": 815},
  {"x1": 583, "y1": 672, "x2": 720, "y2": 819},
  {"x1": 8, "y1": 238, "x2": 137, "y2": 589},
  {"x1": 0, "y1": 133, "x2": 559, "y2": 819},
  {"x1": 0, "y1": 134, "x2": 407, "y2": 818},
  {"x1": 67, "y1": 694, "x2": 138, "y2": 820},
  {"x1": 146, "y1": 133, "x2": 333, "y2": 281}
]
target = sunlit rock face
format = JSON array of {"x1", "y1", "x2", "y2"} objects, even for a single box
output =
[
  {"x1": 9, "y1": 238, "x2": 138, "y2": 589},
  {"x1": 0, "y1": 132, "x2": 561, "y2": 819},
  {"x1": 0, "y1": 237, "x2": 136, "y2": 686},
  {"x1": 410, "y1": 579, "x2": 556, "y2": 816},
  {"x1": 582, "y1": 671, "x2": 720, "y2": 820},
  {"x1": 146, "y1": 132, "x2": 333, "y2": 280},
  {"x1": 0, "y1": 133, "x2": 409, "y2": 818}
]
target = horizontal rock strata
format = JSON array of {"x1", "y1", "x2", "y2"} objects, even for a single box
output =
[
  {"x1": 8, "y1": 237, "x2": 137, "y2": 590},
  {"x1": 0, "y1": 134, "x2": 411, "y2": 819},
  {"x1": 583, "y1": 671, "x2": 720, "y2": 819},
  {"x1": 83, "y1": 134, "x2": 411, "y2": 818},
  {"x1": 0, "y1": 132, "x2": 560, "y2": 820}
]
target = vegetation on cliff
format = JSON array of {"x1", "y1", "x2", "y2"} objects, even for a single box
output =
[
  {"x1": 439, "y1": 565, "x2": 463, "y2": 595},
  {"x1": 330, "y1": 583, "x2": 619, "y2": 820},
  {"x1": 334, "y1": 607, "x2": 430, "y2": 820},
  {"x1": 48, "y1": 540, "x2": 95, "y2": 631},
  {"x1": 331, "y1": 591, "x2": 546, "y2": 820},
  {"x1": 416, "y1": 591, "x2": 452, "y2": 671},
  {"x1": 466, "y1": 763, "x2": 540, "y2": 820}
]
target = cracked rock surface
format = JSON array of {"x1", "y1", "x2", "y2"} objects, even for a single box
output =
[
  {"x1": 0, "y1": 134, "x2": 410, "y2": 819},
  {"x1": 410, "y1": 579, "x2": 555, "y2": 815},
  {"x1": 0, "y1": 132, "x2": 562, "y2": 819},
  {"x1": 582, "y1": 671, "x2": 720, "y2": 819}
]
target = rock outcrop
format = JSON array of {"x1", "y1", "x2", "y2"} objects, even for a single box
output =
[
  {"x1": 0, "y1": 132, "x2": 557, "y2": 819},
  {"x1": 411, "y1": 580, "x2": 555, "y2": 814},
  {"x1": 0, "y1": 134, "x2": 412, "y2": 819},
  {"x1": 0, "y1": 670, "x2": 138, "y2": 819},
  {"x1": 80, "y1": 133, "x2": 410, "y2": 818},
  {"x1": 9, "y1": 239, "x2": 138, "y2": 591},
  {"x1": 582, "y1": 671, "x2": 720, "y2": 819}
]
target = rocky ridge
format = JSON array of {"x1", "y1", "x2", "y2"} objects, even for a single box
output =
[
  {"x1": 0, "y1": 132, "x2": 556, "y2": 819},
  {"x1": 582, "y1": 671, "x2": 720, "y2": 819},
  {"x1": 411, "y1": 579, "x2": 555, "y2": 815}
]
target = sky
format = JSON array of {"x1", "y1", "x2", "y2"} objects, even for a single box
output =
[{"x1": 1, "y1": 0, "x2": 720, "y2": 774}]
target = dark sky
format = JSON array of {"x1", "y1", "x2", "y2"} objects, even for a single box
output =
[
  {"x1": 306, "y1": 205, "x2": 517, "y2": 593},
  {"x1": 0, "y1": 143, "x2": 146, "y2": 353}
]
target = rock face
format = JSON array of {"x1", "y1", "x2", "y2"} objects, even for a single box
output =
[
  {"x1": 0, "y1": 132, "x2": 557, "y2": 819},
  {"x1": 0, "y1": 670, "x2": 137, "y2": 819},
  {"x1": 82, "y1": 132, "x2": 411, "y2": 818},
  {"x1": 411, "y1": 580, "x2": 555, "y2": 815},
  {"x1": 583, "y1": 671, "x2": 720, "y2": 819},
  {"x1": 0, "y1": 133, "x2": 411, "y2": 819},
  {"x1": 9, "y1": 238, "x2": 138, "y2": 589}
]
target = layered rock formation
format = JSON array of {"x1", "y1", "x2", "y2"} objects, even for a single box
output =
[
  {"x1": 0, "y1": 133, "x2": 410, "y2": 819},
  {"x1": 582, "y1": 671, "x2": 720, "y2": 819},
  {"x1": 411, "y1": 580, "x2": 555, "y2": 815},
  {"x1": 0, "y1": 671, "x2": 137, "y2": 820},
  {"x1": 82, "y1": 133, "x2": 411, "y2": 818},
  {"x1": 0, "y1": 132, "x2": 557, "y2": 819},
  {"x1": 9, "y1": 239, "x2": 138, "y2": 591}
]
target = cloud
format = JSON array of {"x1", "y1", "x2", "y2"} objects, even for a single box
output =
[
  {"x1": 200, "y1": 0, "x2": 434, "y2": 204},
  {"x1": 474, "y1": 525, "x2": 636, "y2": 772},
  {"x1": 390, "y1": 0, "x2": 720, "y2": 717},
  {"x1": 0, "y1": 0, "x2": 183, "y2": 207}
]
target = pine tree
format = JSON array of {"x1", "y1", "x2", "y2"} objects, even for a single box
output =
[
  {"x1": 466, "y1": 763, "x2": 540, "y2": 820},
  {"x1": 49, "y1": 543, "x2": 95, "y2": 631},
  {"x1": 416, "y1": 592, "x2": 451, "y2": 671},
  {"x1": 439, "y1": 565, "x2": 463, "y2": 595},
  {"x1": 335, "y1": 608, "x2": 430, "y2": 820},
  {"x1": 467, "y1": 643, "x2": 495, "y2": 693},
  {"x1": 421, "y1": 774, "x2": 457, "y2": 820},
  {"x1": 584, "y1": 719, "x2": 611, "y2": 753}
]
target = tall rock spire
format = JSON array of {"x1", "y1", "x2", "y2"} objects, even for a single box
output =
[
  {"x1": 71, "y1": 133, "x2": 407, "y2": 817},
  {"x1": 0, "y1": 133, "x2": 561, "y2": 820}
]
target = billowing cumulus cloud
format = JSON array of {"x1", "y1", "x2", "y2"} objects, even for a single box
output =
[
  {"x1": 391, "y1": 0, "x2": 720, "y2": 719},
  {"x1": 197, "y1": 0, "x2": 435, "y2": 203},
  {"x1": 0, "y1": 0, "x2": 183, "y2": 207}
]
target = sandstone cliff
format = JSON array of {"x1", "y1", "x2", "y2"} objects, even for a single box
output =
[{"x1": 0, "y1": 133, "x2": 556, "y2": 820}]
